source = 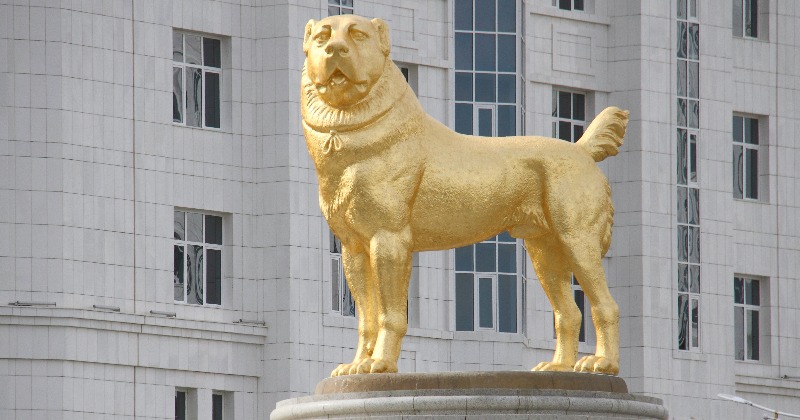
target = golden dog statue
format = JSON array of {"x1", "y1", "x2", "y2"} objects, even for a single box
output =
[{"x1": 301, "y1": 15, "x2": 629, "y2": 377}]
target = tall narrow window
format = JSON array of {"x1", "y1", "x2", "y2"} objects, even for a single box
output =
[
  {"x1": 552, "y1": 90, "x2": 586, "y2": 142},
  {"x1": 734, "y1": 277, "x2": 761, "y2": 361},
  {"x1": 212, "y1": 393, "x2": 223, "y2": 420},
  {"x1": 572, "y1": 276, "x2": 587, "y2": 343},
  {"x1": 173, "y1": 31, "x2": 221, "y2": 128},
  {"x1": 328, "y1": 0, "x2": 353, "y2": 16},
  {"x1": 330, "y1": 232, "x2": 355, "y2": 317},
  {"x1": 677, "y1": 0, "x2": 701, "y2": 352},
  {"x1": 733, "y1": 116, "x2": 761, "y2": 200},
  {"x1": 174, "y1": 210, "x2": 223, "y2": 306},
  {"x1": 733, "y1": 0, "x2": 760, "y2": 38}
]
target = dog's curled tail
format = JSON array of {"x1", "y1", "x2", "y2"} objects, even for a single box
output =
[{"x1": 576, "y1": 106, "x2": 629, "y2": 162}]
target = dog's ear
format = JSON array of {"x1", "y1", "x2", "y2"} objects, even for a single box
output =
[
  {"x1": 303, "y1": 19, "x2": 316, "y2": 55},
  {"x1": 371, "y1": 18, "x2": 390, "y2": 56}
]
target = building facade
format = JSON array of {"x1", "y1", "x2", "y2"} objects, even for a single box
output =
[{"x1": 1, "y1": 0, "x2": 799, "y2": 419}]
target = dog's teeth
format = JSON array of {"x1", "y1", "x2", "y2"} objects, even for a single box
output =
[
  {"x1": 318, "y1": 85, "x2": 328, "y2": 94},
  {"x1": 355, "y1": 83, "x2": 367, "y2": 93}
]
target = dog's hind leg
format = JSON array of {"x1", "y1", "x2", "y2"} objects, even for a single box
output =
[
  {"x1": 330, "y1": 243, "x2": 380, "y2": 377},
  {"x1": 526, "y1": 238, "x2": 581, "y2": 372},
  {"x1": 562, "y1": 235, "x2": 620, "y2": 375}
]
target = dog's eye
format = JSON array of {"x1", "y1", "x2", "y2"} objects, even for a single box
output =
[
  {"x1": 315, "y1": 32, "x2": 330, "y2": 43},
  {"x1": 350, "y1": 30, "x2": 368, "y2": 41}
]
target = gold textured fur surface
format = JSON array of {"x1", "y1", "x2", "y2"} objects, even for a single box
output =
[{"x1": 301, "y1": 15, "x2": 630, "y2": 377}]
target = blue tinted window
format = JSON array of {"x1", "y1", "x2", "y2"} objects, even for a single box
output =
[
  {"x1": 497, "y1": 35, "x2": 515, "y2": 72},
  {"x1": 474, "y1": 34, "x2": 496, "y2": 71},
  {"x1": 475, "y1": 0, "x2": 496, "y2": 31},
  {"x1": 455, "y1": 33, "x2": 473, "y2": 70},
  {"x1": 474, "y1": 73, "x2": 496, "y2": 102},
  {"x1": 455, "y1": 0, "x2": 473, "y2": 30}
]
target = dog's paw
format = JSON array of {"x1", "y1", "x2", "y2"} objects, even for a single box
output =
[
  {"x1": 349, "y1": 358, "x2": 397, "y2": 374},
  {"x1": 573, "y1": 355, "x2": 619, "y2": 375},
  {"x1": 331, "y1": 362, "x2": 360, "y2": 377},
  {"x1": 532, "y1": 361, "x2": 574, "y2": 372}
]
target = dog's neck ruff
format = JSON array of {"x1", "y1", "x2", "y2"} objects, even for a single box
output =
[{"x1": 301, "y1": 61, "x2": 410, "y2": 136}]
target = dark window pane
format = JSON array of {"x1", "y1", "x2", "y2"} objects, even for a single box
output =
[
  {"x1": 573, "y1": 93, "x2": 585, "y2": 121},
  {"x1": 688, "y1": 100, "x2": 699, "y2": 128},
  {"x1": 475, "y1": 242, "x2": 496, "y2": 272},
  {"x1": 331, "y1": 259, "x2": 340, "y2": 311},
  {"x1": 205, "y1": 215, "x2": 222, "y2": 245},
  {"x1": 173, "y1": 32, "x2": 184, "y2": 62},
  {"x1": 174, "y1": 210, "x2": 185, "y2": 240},
  {"x1": 185, "y1": 34, "x2": 202, "y2": 65},
  {"x1": 176, "y1": 391, "x2": 186, "y2": 420},
  {"x1": 678, "y1": 264, "x2": 688, "y2": 292},
  {"x1": 497, "y1": 243, "x2": 515, "y2": 273},
  {"x1": 690, "y1": 265, "x2": 700, "y2": 293},
  {"x1": 734, "y1": 306, "x2": 744, "y2": 359},
  {"x1": 498, "y1": 275, "x2": 517, "y2": 333},
  {"x1": 498, "y1": 231, "x2": 514, "y2": 242},
  {"x1": 574, "y1": 288, "x2": 585, "y2": 342},
  {"x1": 733, "y1": 0, "x2": 743, "y2": 37},
  {"x1": 734, "y1": 277, "x2": 744, "y2": 303},
  {"x1": 691, "y1": 298, "x2": 699, "y2": 348},
  {"x1": 173, "y1": 67, "x2": 184, "y2": 123},
  {"x1": 677, "y1": 22, "x2": 687, "y2": 59},
  {"x1": 748, "y1": 309, "x2": 759, "y2": 359},
  {"x1": 678, "y1": 294, "x2": 689, "y2": 350},
  {"x1": 497, "y1": 35, "x2": 515, "y2": 72},
  {"x1": 187, "y1": 245, "x2": 204, "y2": 305},
  {"x1": 474, "y1": 34, "x2": 496, "y2": 71},
  {"x1": 187, "y1": 212, "x2": 203, "y2": 242},
  {"x1": 733, "y1": 145, "x2": 743, "y2": 198},
  {"x1": 479, "y1": 277, "x2": 493, "y2": 328},
  {"x1": 746, "y1": 0, "x2": 758, "y2": 37},
  {"x1": 203, "y1": 38, "x2": 221, "y2": 68},
  {"x1": 677, "y1": 61, "x2": 687, "y2": 97},
  {"x1": 497, "y1": 105, "x2": 516, "y2": 137},
  {"x1": 746, "y1": 148, "x2": 758, "y2": 199},
  {"x1": 455, "y1": 33, "x2": 473, "y2": 70},
  {"x1": 455, "y1": 103, "x2": 473, "y2": 135},
  {"x1": 475, "y1": 0, "x2": 496, "y2": 31},
  {"x1": 207, "y1": 248, "x2": 221, "y2": 305},
  {"x1": 745, "y1": 118, "x2": 759, "y2": 144},
  {"x1": 455, "y1": 72, "x2": 473, "y2": 102},
  {"x1": 689, "y1": 134, "x2": 697, "y2": 183},
  {"x1": 174, "y1": 245, "x2": 185, "y2": 301},
  {"x1": 689, "y1": 226, "x2": 699, "y2": 264},
  {"x1": 497, "y1": 74, "x2": 515, "y2": 103},
  {"x1": 474, "y1": 73, "x2": 496, "y2": 102},
  {"x1": 688, "y1": 23, "x2": 699, "y2": 60},
  {"x1": 497, "y1": 0, "x2": 516, "y2": 32},
  {"x1": 455, "y1": 246, "x2": 474, "y2": 271},
  {"x1": 574, "y1": 0, "x2": 584, "y2": 11},
  {"x1": 677, "y1": 187, "x2": 688, "y2": 224},
  {"x1": 330, "y1": 232, "x2": 341, "y2": 254},
  {"x1": 455, "y1": 0, "x2": 473, "y2": 31},
  {"x1": 478, "y1": 108, "x2": 493, "y2": 136},
  {"x1": 558, "y1": 91, "x2": 571, "y2": 118},
  {"x1": 733, "y1": 116, "x2": 743, "y2": 142},
  {"x1": 677, "y1": 129, "x2": 687, "y2": 185},
  {"x1": 212, "y1": 394, "x2": 223, "y2": 420},
  {"x1": 677, "y1": 225, "x2": 688, "y2": 262},
  {"x1": 573, "y1": 125, "x2": 584, "y2": 142},
  {"x1": 455, "y1": 273, "x2": 474, "y2": 331},
  {"x1": 400, "y1": 67, "x2": 409, "y2": 82},
  {"x1": 677, "y1": 98, "x2": 687, "y2": 127},
  {"x1": 746, "y1": 279, "x2": 760, "y2": 305},
  {"x1": 559, "y1": 0, "x2": 571, "y2": 10},
  {"x1": 205, "y1": 72, "x2": 220, "y2": 128},
  {"x1": 558, "y1": 121, "x2": 571, "y2": 141},
  {"x1": 186, "y1": 67, "x2": 203, "y2": 127},
  {"x1": 689, "y1": 187, "x2": 699, "y2": 225},
  {"x1": 687, "y1": 61, "x2": 698, "y2": 99}
]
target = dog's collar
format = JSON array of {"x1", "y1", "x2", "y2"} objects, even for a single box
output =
[{"x1": 307, "y1": 95, "x2": 400, "y2": 155}]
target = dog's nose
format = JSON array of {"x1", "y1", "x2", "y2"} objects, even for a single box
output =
[{"x1": 325, "y1": 39, "x2": 349, "y2": 56}]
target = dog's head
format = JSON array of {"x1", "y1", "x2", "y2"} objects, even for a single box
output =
[{"x1": 303, "y1": 15, "x2": 390, "y2": 109}]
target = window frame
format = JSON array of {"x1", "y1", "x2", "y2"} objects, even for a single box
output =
[
  {"x1": 329, "y1": 231, "x2": 356, "y2": 317},
  {"x1": 173, "y1": 31, "x2": 222, "y2": 130},
  {"x1": 733, "y1": 0, "x2": 760, "y2": 38},
  {"x1": 328, "y1": 0, "x2": 354, "y2": 16},
  {"x1": 734, "y1": 276, "x2": 762, "y2": 362},
  {"x1": 732, "y1": 115, "x2": 763, "y2": 201},
  {"x1": 174, "y1": 209, "x2": 224, "y2": 307},
  {"x1": 553, "y1": 0, "x2": 584, "y2": 11},
  {"x1": 552, "y1": 89, "x2": 587, "y2": 143}
]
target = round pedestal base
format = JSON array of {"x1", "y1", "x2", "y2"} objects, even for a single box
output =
[{"x1": 270, "y1": 371, "x2": 668, "y2": 420}]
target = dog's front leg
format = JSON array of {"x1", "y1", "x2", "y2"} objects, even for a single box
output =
[
  {"x1": 359, "y1": 227, "x2": 412, "y2": 374},
  {"x1": 330, "y1": 242, "x2": 379, "y2": 377}
]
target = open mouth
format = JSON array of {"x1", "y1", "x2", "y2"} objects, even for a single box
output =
[{"x1": 329, "y1": 71, "x2": 348, "y2": 86}]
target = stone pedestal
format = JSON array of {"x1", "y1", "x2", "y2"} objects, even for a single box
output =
[{"x1": 270, "y1": 371, "x2": 668, "y2": 419}]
